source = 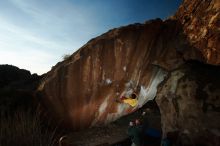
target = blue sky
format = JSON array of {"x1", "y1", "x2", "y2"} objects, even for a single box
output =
[{"x1": 0, "y1": 0, "x2": 181, "y2": 74}]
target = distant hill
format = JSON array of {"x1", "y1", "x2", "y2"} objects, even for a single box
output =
[{"x1": 0, "y1": 64, "x2": 42, "y2": 114}]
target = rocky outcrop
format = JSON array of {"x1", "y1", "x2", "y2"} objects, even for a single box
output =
[
  {"x1": 0, "y1": 65, "x2": 41, "y2": 114},
  {"x1": 0, "y1": 64, "x2": 41, "y2": 90},
  {"x1": 156, "y1": 61, "x2": 220, "y2": 146},
  {"x1": 38, "y1": 1, "x2": 220, "y2": 145},
  {"x1": 38, "y1": 19, "x2": 172, "y2": 129},
  {"x1": 155, "y1": 1, "x2": 220, "y2": 145},
  {"x1": 0, "y1": 65, "x2": 31, "y2": 88},
  {"x1": 173, "y1": 0, "x2": 220, "y2": 65}
]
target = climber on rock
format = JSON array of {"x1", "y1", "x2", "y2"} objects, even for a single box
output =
[{"x1": 119, "y1": 93, "x2": 138, "y2": 107}]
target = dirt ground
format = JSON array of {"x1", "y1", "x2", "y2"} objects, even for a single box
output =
[{"x1": 60, "y1": 101, "x2": 161, "y2": 146}]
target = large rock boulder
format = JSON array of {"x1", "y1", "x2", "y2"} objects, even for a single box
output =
[
  {"x1": 38, "y1": 19, "x2": 170, "y2": 129},
  {"x1": 38, "y1": 3, "x2": 220, "y2": 146},
  {"x1": 173, "y1": 0, "x2": 220, "y2": 64},
  {"x1": 156, "y1": 61, "x2": 220, "y2": 146},
  {"x1": 155, "y1": 0, "x2": 220, "y2": 145}
]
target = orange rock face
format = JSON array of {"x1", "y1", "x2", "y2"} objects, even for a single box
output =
[
  {"x1": 173, "y1": 0, "x2": 220, "y2": 64},
  {"x1": 38, "y1": 0, "x2": 220, "y2": 133},
  {"x1": 38, "y1": 20, "x2": 170, "y2": 129}
]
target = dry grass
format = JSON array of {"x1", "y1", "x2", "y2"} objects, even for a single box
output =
[{"x1": 0, "y1": 110, "x2": 58, "y2": 146}]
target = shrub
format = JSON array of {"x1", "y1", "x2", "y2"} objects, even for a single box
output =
[
  {"x1": 0, "y1": 110, "x2": 58, "y2": 146},
  {"x1": 62, "y1": 54, "x2": 71, "y2": 60}
]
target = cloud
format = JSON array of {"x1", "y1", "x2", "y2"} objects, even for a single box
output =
[
  {"x1": 0, "y1": 15, "x2": 70, "y2": 74},
  {"x1": 8, "y1": 0, "x2": 98, "y2": 39},
  {"x1": 0, "y1": 0, "x2": 181, "y2": 74},
  {"x1": 0, "y1": 0, "x2": 100, "y2": 74}
]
